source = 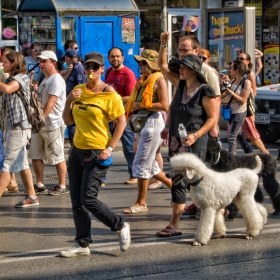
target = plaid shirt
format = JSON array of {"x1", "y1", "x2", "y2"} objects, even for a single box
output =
[{"x1": 3, "y1": 74, "x2": 30, "y2": 127}]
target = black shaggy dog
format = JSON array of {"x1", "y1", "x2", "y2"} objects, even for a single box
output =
[{"x1": 205, "y1": 138, "x2": 280, "y2": 220}]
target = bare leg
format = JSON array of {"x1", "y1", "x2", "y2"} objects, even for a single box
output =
[
  {"x1": 150, "y1": 148, "x2": 163, "y2": 186},
  {"x1": 248, "y1": 137, "x2": 269, "y2": 154},
  {"x1": 0, "y1": 171, "x2": 12, "y2": 196},
  {"x1": 10, "y1": 173, "x2": 18, "y2": 187},
  {"x1": 19, "y1": 169, "x2": 36, "y2": 197},
  {"x1": 166, "y1": 203, "x2": 185, "y2": 230},
  {"x1": 55, "y1": 161, "x2": 67, "y2": 186},
  {"x1": 32, "y1": 159, "x2": 44, "y2": 184},
  {"x1": 153, "y1": 171, "x2": 172, "y2": 189}
]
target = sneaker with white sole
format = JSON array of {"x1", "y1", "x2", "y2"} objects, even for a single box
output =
[
  {"x1": 15, "y1": 196, "x2": 39, "y2": 208},
  {"x1": 34, "y1": 184, "x2": 47, "y2": 194},
  {"x1": 116, "y1": 222, "x2": 131, "y2": 252},
  {"x1": 48, "y1": 185, "x2": 69, "y2": 196},
  {"x1": 59, "y1": 243, "x2": 90, "y2": 258}
]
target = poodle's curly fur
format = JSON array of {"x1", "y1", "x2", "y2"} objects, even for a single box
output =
[
  {"x1": 170, "y1": 152, "x2": 267, "y2": 246},
  {"x1": 205, "y1": 138, "x2": 280, "y2": 219}
]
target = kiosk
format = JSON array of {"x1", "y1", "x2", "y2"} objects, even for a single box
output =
[{"x1": 17, "y1": 0, "x2": 140, "y2": 77}]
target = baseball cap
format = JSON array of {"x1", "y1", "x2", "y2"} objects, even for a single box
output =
[
  {"x1": 65, "y1": 49, "x2": 77, "y2": 58},
  {"x1": 37, "y1": 51, "x2": 57, "y2": 62},
  {"x1": 84, "y1": 52, "x2": 104, "y2": 65}
]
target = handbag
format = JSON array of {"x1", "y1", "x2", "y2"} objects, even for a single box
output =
[
  {"x1": 246, "y1": 89, "x2": 255, "y2": 117},
  {"x1": 220, "y1": 105, "x2": 232, "y2": 121},
  {"x1": 0, "y1": 130, "x2": 4, "y2": 170},
  {"x1": 128, "y1": 112, "x2": 153, "y2": 133}
]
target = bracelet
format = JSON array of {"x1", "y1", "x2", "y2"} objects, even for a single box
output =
[
  {"x1": 193, "y1": 133, "x2": 198, "y2": 140},
  {"x1": 107, "y1": 146, "x2": 113, "y2": 152},
  {"x1": 160, "y1": 44, "x2": 167, "y2": 48},
  {"x1": 165, "y1": 124, "x2": 170, "y2": 129}
]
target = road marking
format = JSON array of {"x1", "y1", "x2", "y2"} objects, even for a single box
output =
[{"x1": 1, "y1": 222, "x2": 280, "y2": 264}]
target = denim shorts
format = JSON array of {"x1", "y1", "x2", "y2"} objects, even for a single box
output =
[
  {"x1": 2, "y1": 128, "x2": 31, "y2": 173},
  {"x1": 29, "y1": 125, "x2": 66, "y2": 165}
]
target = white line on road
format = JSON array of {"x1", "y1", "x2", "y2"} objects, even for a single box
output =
[{"x1": 1, "y1": 222, "x2": 280, "y2": 264}]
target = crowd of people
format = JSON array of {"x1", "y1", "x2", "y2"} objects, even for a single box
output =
[{"x1": 0, "y1": 33, "x2": 268, "y2": 256}]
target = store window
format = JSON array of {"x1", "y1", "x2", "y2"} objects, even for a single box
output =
[
  {"x1": 1, "y1": 0, "x2": 17, "y2": 41},
  {"x1": 135, "y1": 0, "x2": 199, "y2": 49},
  {"x1": 61, "y1": 17, "x2": 76, "y2": 45},
  {"x1": 19, "y1": 14, "x2": 56, "y2": 53}
]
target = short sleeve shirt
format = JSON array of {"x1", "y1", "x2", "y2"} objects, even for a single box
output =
[{"x1": 72, "y1": 84, "x2": 125, "y2": 149}]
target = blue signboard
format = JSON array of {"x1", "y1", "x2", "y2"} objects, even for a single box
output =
[{"x1": 207, "y1": 11, "x2": 245, "y2": 72}]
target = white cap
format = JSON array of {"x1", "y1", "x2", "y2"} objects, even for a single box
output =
[{"x1": 37, "y1": 51, "x2": 57, "y2": 62}]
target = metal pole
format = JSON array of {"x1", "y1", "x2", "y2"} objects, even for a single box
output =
[{"x1": 161, "y1": 0, "x2": 167, "y2": 32}]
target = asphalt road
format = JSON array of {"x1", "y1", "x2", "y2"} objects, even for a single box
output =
[{"x1": 1, "y1": 135, "x2": 280, "y2": 280}]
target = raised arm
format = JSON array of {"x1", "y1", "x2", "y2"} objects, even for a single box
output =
[{"x1": 158, "y1": 32, "x2": 180, "y2": 88}]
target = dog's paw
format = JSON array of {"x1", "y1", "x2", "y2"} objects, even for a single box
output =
[
  {"x1": 245, "y1": 235, "x2": 253, "y2": 240},
  {"x1": 192, "y1": 241, "x2": 202, "y2": 246}
]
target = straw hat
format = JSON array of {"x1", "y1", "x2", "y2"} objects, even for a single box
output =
[{"x1": 134, "y1": 49, "x2": 160, "y2": 71}]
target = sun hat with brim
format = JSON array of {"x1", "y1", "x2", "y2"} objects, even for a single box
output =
[
  {"x1": 168, "y1": 54, "x2": 207, "y2": 84},
  {"x1": 134, "y1": 49, "x2": 160, "y2": 71},
  {"x1": 37, "y1": 50, "x2": 57, "y2": 62},
  {"x1": 84, "y1": 52, "x2": 104, "y2": 66}
]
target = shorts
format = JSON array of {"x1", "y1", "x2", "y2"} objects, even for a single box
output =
[
  {"x1": 2, "y1": 128, "x2": 31, "y2": 173},
  {"x1": 29, "y1": 125, "x2": 65, "y2": 165}
]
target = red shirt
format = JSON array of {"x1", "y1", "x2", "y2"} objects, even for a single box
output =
[{"x1": 105, "y1": 66, "x2": 137, "y2": 97}]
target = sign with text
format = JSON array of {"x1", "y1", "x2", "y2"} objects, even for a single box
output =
[
  {"x1": 244, "y1": 0, "x2": 262, "y2": 16},
  {"x1": 207, "y1": 10, "x2": 245, "y2": 71}
]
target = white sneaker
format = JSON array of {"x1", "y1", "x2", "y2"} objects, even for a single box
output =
[
  {"x1": 116, "y1": 222, "x2": 131, "y2": 252},
  {"x1": 59, "y1": 243, "x2": 90, "y2": 258}
]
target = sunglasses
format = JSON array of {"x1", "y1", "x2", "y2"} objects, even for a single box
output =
[
  {"x1": 39, "y1": 59, "x2": 49, "y2": 63},
  {"x1": 32, "y1": 49, "x2": 42, "y2": 52},
  {"x1": 199, "y1": 56, "x2": 207, "y2": 61},
  {"x1": 138, "y1": 60, "x2": 147, "y2": 66},
  {"x1": 84, "y1": 63, "x2": 100, "y2": 71},
  {"x1": 238, "y1": 57, "x2": 247, "y2": 61}
]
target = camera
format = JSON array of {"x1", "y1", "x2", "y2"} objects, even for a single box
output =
[{"x1": 220, "y1": 81, "x2": 231, "y2": 93}]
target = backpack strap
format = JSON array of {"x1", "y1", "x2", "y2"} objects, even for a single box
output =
[{"x1": 15, "y1": 90, "x2": 30, "y2": 122}]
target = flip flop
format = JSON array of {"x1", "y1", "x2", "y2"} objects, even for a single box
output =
[
  {"x1": 156, "y1": 226, "x2": 182, "y2": 237},
  {"x1": 123, "y1": 204, "x2": 148, "y2": 214}
]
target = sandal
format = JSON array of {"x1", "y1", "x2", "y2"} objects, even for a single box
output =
[
  {"x1": 6, "y1": 184, "x2": 19, "y2": 193},
  {"x1": 148, "y1": 181, "x2": 163, "y2": 190},
  {"x1": 123, "y1": 204, "x2": 148, "y2": 214},
  {"x1": 156, "y1": 226, "x2": 182, "y2": 237}
]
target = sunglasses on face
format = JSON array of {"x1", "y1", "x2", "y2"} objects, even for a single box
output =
[
  {"x1": 138, "y1": 60, "x2": 147, "y2": 66},
  {"x1": 39, "y1": 59, "x2": 49, "y2": 63},
  {"x1": 238, "y1": 57, "x2": 247, "y2": 61},
  {"x1": 84, "y1": 63, "x2": 100, "y2": 71},
  {"x1": 32, "y1": 49, "x2": 42, "y2": 52},
  {"x1": 199, "y1": 56, "x2": 207, "y2": 61}
]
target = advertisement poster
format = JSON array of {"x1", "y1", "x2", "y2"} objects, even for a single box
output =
[
  {"x1": 122, "y1": 18, "x2": 135, "y2": 43},
  {"x1": 263, "y1": 44, "x2": 279, "y2": 85},
  {"x1": 207, "y1": 11, "x2": 245, "y2": 72}
]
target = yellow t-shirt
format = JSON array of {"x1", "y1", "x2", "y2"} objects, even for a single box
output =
[{"x1": 72, "y1": 84, "x2": 125, "y2": 149}]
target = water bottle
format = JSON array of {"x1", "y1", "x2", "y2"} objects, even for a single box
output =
[{"x1": 178, "y1": 123, "x2": 187, "y2": 140}]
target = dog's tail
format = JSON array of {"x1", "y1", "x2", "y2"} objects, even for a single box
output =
[{"x1": 253, "y1": 155, "x2": 262, "y2": 174}]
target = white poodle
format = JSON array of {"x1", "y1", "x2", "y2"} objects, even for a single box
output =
[{"x1": 170, "y1": 153, "x2": 267, "y2": 246}]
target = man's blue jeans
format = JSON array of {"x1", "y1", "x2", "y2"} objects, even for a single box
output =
[
  {"x1": 68, "y1": 146, "x2": 124, "y2": 247},
  {"x1": 109, "y1": 123, "x2": 136, "y2": 179}
]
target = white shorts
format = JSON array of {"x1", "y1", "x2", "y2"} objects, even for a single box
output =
[
  {"x1": 133, "y1": 112, "x2": 164, "y2": 179},
  {"x1": 29, "y1": 126, "x2": 65, "y2": 165},
  {"x1": 2, "y1": 128, "x2": 31, "y2": 173}
]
